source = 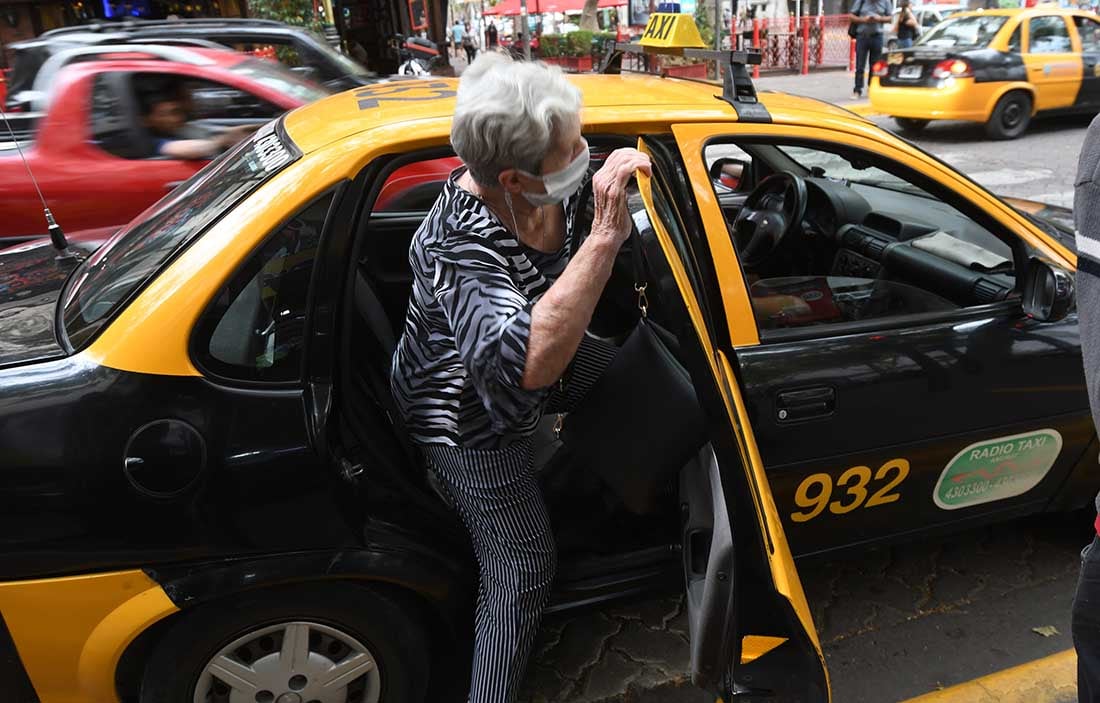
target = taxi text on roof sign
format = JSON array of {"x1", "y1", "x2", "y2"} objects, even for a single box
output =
[{"x1": 639, "y1": 12, "x2": 706, "y2": 50}]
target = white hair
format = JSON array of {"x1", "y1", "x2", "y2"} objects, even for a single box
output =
[{"x1": 450, "y1": 52, "x2": 582, "y2": 188}]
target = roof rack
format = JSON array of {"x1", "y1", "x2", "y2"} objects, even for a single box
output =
[
  {"x1": 41, "y1": 17, "x2": 287, "y2": 37},
  {"x1": 599, "y1": 43, "x2": 771, "y2": 124}
]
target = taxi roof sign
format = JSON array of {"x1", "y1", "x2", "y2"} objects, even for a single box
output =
[{"x1": 639, "y1": 12, "x2": 706, "y2": 50}]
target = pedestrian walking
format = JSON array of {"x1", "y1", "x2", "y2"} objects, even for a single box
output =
[
  {"x1": 390, "y1": 52, "x2": 650, "y2": 703},
  {"x1": 463, "y1": 21, "x2": 479, "y2": 63},
  {"x1": 452, "y1": 19, "x2": 466, "y2": 58},
  {"x1": 487, "y1": 21, "x2": 499, "y2": 48},
  {"x1": 894, "y1": 0, "x2": 919, "y2": 49},
  {"x1": 849, "y1": 0, "x2": 891, "y2": 98},
  {"x1": 1074, "y1": 115, "x2": 1100, "y2": 703}
]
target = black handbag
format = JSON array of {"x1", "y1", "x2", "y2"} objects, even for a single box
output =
[
  {"x1": 558, "y1": 229, "x2": 707, "y2": 515},
  {"x1": 848, "y1": 0, "x2": 863, "y2": 39}
]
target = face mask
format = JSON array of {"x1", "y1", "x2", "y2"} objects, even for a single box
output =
[{"x1": 520, "y1": 141, "x2": 590, "y2": 206}]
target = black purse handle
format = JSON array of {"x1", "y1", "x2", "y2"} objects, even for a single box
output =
[{"x1": 630, "y1": 202, "x2": 650, "y2": 319}]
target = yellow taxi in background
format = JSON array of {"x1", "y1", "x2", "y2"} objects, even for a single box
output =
[{"x1": 869, "y1": 6, "x2": 1100, "y2": 138}]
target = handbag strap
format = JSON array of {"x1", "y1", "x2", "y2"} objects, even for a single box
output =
[{"x1": 630, "y1": 221, "x2": 650, "y2": 318}]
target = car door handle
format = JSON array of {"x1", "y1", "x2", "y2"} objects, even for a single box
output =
[
  {"x1": 776, "y1": 386, "x2": 835, "y2": 422},
  {"x1": 164, "y1": 180, "x2": 185, "y2": 189}
]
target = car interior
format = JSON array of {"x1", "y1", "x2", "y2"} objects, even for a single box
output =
[
  {"x1": 91, "y1": 71, "x2": 281, "y2": 160},
  {"x1": 705, "y1": 139, "x2": 1022, "y2": 335},
  {"x1": 340, "y1": 136, "x2": 706, "y2": 598},
  {"x1": 333, "y1": 131, "x2": 1028, "y2": 600}
]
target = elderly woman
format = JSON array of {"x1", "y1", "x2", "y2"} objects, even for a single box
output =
[{"x1": 390, "y1": 53, "x2": 650, "y2": 701}]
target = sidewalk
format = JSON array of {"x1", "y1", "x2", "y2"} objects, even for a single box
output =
[
  {"x1": 755, "y1": 67, "x2": 867, "y2": 109},
  {"x1": 448, "y1": 54, "x2": 867, "y2": 112}
]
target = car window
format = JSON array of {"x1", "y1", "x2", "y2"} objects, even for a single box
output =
[
  {"x1": 922, "y1": 11, "x2": 942, "y2": 29},
  {"x1": 89, "y1": 73, "x2": 142, "y2": 159},
  {"x1": 705, "y1": 143, "x2": 754, "y2": 193},
  {"x1": 228, "y1": 58, "x2": 331, "y2": 104},
  {"x1": 703, "y1": 140, "x2": 1017, "y2": 334},
  {"x1": 919, "y1": 14, "x2": 1008, "y2": 48},
  {"x1": 180, "y1": 77, "x2": 283, "y2": 120},
  {"x1": 195, "y1": 191, "x2": 334, "y2": 383},
  {"x1": 1028, "y1": 15, "x2": 1072, "y2": 54},
  {"x1": 1076, "y1": 16, "x2": 1100, "y2": 53},
  {"x1": 62, "y1": 121, "x2": 301, "y2": 350},
  {"x1": 1007, "y1": 24, "x2": 1022, "y2": 53}
]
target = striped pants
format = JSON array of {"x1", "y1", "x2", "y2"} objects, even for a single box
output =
[
  {"x1": 421, "y1": 335, "x2": 616, "y2": 702},
  {"x1": 423, "y1": 439, "x2": 553, "y2": 703}
]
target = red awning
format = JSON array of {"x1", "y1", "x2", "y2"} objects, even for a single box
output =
[{"x1": 484, "y1": 0, "x2": 624, "y2": 16}]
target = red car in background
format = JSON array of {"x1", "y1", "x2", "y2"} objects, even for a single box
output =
[{"x1": 0, "y1": 45, "x2": 330, "y2": 242}]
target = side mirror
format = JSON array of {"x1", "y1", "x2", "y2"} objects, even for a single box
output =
[
  {"x1": 709, "y1": 157, "x2": 750, "y2": 193},
  {"x1": 1022, "y1": 258, "x2": 1075, "y2": 322}
]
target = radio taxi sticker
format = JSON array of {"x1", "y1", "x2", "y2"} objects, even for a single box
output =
[{"x1": 933, "y1": 429, "x2": 1062, "y2": 510}]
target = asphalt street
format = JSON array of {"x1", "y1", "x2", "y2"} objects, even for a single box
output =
[{"x1": 520, "y1": 69, "x2": 1097, "y2": 703}]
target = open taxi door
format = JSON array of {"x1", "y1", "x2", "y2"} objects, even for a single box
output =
[{"x1": 635, "y1": 137, "x2": 830, "y2": 701}]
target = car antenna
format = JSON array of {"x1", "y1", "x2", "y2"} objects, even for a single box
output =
[{"x1": 0, "y1": 108, "x2": 75, "y2": 259}]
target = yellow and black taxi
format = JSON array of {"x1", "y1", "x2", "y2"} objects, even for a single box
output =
[
  {"x1": 869, "y1": 6, "x2": 1100, "y2": 138},
  {"x1": 0, "y1": 15, "x2": 1092, "y2": 702}
]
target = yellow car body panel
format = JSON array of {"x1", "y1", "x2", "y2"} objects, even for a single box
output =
[
  {"x1": 870, "y1": 76, "x2": 1022, "y2": 121},
  {"x1": 0, "y1": 570, "x2": 177, "y2": 703}
]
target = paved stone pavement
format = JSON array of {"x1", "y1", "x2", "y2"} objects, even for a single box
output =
[{"x1": 520, "y1": 512, "x2": 1092, "y2": 703}]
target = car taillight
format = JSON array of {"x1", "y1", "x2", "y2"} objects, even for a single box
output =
[
  {"x1": 932, "y1": 58, "x2": 973, "y2": 79},
  {"x1": 872, "y1": 60, "x2": 889, "y2": 77}
]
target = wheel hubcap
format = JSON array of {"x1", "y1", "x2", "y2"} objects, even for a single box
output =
[
  {"x1": 1004, "y1": 102, "x2": 1022, "y2": 128},
  {"x1": 194, "y1": 621, "x2": 381, "y2": 703}
]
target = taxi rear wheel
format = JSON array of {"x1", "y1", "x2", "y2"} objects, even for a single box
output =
[
  {"x1": 138, "y1": 583, "x2": 430, "y2": 703},
  {"x1": 986, "y1": 91, "x2": 1032, "y2": 140},
  {"x1": 894, "y1": 117, "x2": 929, "y2": 134}
]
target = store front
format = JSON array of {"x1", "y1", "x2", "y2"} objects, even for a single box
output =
[{"x1": 335, "y1": 0, "x2": 448, "y2": 74}]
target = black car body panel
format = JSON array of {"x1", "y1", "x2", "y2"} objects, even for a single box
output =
[
  {"x1": 0, "y1": 240, "x2": 97, "y2": 367},
  {"x1": 880, "y1": 46, "x2": 1027, "y2": 88}
]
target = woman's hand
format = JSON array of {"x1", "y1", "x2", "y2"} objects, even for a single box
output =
[{"x1": 590, "y1": 148, "x2": 653, "y2": 246}]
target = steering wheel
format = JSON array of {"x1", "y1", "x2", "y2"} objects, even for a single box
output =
[{"x1": 731, "y1": 171, "x2": 808, "y2": 269}]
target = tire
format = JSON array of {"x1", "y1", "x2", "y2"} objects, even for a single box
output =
[
  {"x1": 894, "y1": 117, "x2": 930, "y2": 133},
  {"x1": 139, "y1": 583, "x2": 430, "y2": 703},
  {"x1": 985, "y1": 91, "x2": 1032, "y2": 140}
]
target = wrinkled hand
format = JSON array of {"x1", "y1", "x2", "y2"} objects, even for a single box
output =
[{"x1": 590, "y1": 148, "x2": 653, "y2": 247}]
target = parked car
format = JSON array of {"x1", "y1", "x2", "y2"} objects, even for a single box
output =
[
  {"x1": 5, "y1": 17, "x2": 371, "y2": 110},
  {"x1": 0, "y1": 44, "x2": 329, "y2": 243}
]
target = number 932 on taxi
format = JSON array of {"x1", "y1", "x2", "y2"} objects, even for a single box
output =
[{"x1": 0, "y1": 35, "x2": 1090, "y2": 703}]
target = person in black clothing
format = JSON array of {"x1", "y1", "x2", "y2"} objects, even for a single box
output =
[
  {"x1": 487, "y1": 21, "x2": 499, "y2": 48},
  {"x1": 895, "y1": 0, "x2": 919, "y2": 48}
]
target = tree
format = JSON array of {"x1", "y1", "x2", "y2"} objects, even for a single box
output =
[
  {"x1": 247, "y1": 0, "x2": 324, "y2": 33},
  {"x1": 579, "y1": 0, "x2": 600, "y2": 31}
]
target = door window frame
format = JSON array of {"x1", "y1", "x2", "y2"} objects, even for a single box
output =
[
  {"x1": 1024, "y1": 14, "x2": 1075, "y2": 54},
  {"x1": 189, "y1": 184, "x2": 344, "y2": 388},
  {"x1": 669, "y1": 122, "x2": 1075, "y2": 348}
]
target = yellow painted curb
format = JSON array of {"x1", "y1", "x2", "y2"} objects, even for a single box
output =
[
  {"x1": 847, "y1": 102, "x2": 880, "y2": 116},
  {"x1": 900, "y1": 649, "x2": 1077, "y2": 703}
]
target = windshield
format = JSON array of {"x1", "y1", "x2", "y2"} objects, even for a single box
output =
[
  {"x1": 229, "y1": 58, "x2": 332, "y2": 103},
  {"x1": 919, "y1": 14, "x2": 1008, "y2": 48},
  {"x1": 61, "y1": 120, "x2": 301, "y2": 350},
  {"x1": 777, "y1": 146, "x2": 931, "y2": 197}
]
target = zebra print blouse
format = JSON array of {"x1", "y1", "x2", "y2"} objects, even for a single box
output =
[{"x1": 390, "y1": 170, "x2": 582, "y2": 450}]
